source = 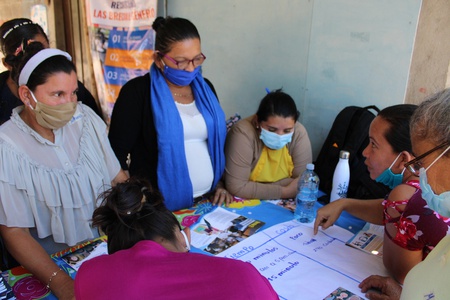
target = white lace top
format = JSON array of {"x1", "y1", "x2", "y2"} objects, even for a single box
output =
[{"x1": 0, "y1": 104, "x2": 120, "y2": 249}]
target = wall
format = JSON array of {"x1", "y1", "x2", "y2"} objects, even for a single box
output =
[
  {"x1": 405, "y1": 0, "x2": 450, "y2": 103},
  {"x1": 167, "y1": 0, "x2": 422, "y2": 158},
  {"x1": 0, "y1": 0, "x2": 57, "y2": 73}
]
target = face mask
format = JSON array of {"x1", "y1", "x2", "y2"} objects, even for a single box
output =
[
  {"x1": 259, "y1": 128, "x2": 293, "y2": 150},
  {"x1": 180, "y1": 230, "x2": 190, "y2": 252},
  {"x1": 375, "y1": 153, "x2": 405, "y2": 189},
  {"x1": 29, "y1": 91, "x2": 77, "y2": 130},
  {"x1": 162, "y1": 64, "x2": 200, "y2": 86},
  {"x1": 419, "y1": 145, "x2": 450, "y2": 217}
]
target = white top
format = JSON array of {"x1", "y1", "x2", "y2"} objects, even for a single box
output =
[
  {"x1": 0, "y1": 104, "x2": 121, "y2": 250},
  {"x1": 175, "y1": 101, "x2": 213, "y2": 197},
  {"x1": 401, "y1": 234, "x2": 450, "y2": 299}
]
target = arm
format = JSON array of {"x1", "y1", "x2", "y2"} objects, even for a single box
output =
[
  {"x1": 382, "y1": 184, "x2": 423, "y2": 284},
  {"x1": 108, "y1": 75, "x2": 148, "y2": 171},
  {"x1": 289, "y1": 122, "x2": 312, "y2": 178},
  {"x1": 314, "y1": 198, "x2": 384, "y2": 234},
  {"x1": 0, "y1": 226, "x2": 74, "y2": 300},
  {"x1": 224, "y1": 119, "x2": 283, "y2": 199}
]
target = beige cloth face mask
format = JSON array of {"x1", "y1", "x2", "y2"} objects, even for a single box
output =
[{"x1": 29, "y1": 90, "x2": 77, "y2": 130}]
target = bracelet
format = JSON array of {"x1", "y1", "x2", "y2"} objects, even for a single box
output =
[{"x1": 46, "y1": 268, "x2": 62, "y2": 289}]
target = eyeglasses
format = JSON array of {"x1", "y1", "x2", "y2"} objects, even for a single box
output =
[
  {"x1": 157, "y1": 51, "x2": 206, "y2": 70},
  {"x1": 404, "y1": 141, "x2": 450, "y2": 176}
]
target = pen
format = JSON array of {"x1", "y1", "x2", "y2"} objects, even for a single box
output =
[{"x1": 204, "y1": 219, "x2": 213, "y2": 231}]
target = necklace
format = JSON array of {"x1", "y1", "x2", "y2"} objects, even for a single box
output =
[{"x1": 172, "y1": 92, "x2": 193, "y2": 98}]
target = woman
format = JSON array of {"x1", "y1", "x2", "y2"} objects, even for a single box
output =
[
  {"x1": 0, "y1": 41, "x2": 127, "y2": 299},
  {"x1": 359, "y1": 89, "x2": 450, "y2": 300},
  {"x1": 75, "y1": 177, "x2": 279, "y2": 300},
  {"x1": 0, "y1": 18, "x2": 103, "y2": 124},
  {"x1": 224, "y1": 89, "x2": 312, "y2": 199},
  {"x1": 109, "y1": 16, "x2": 231, "y2": 211},
  {"x1": 314, "y1": 104, "x2": 450, "y2": 284}
]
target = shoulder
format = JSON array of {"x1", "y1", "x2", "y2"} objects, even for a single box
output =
[
  {"x1": 386, "y1": 183, "x2": 418, "y2": 202},
  {"x1": 293, "y1": 121, "x2": 309, "y2": 136},
  {"x1": 115, "y1": 73, "x2": 150, "y2": 106},
  {"x1": 227, "y1": 117, "x2": 257, "y2": 142},
  {"x1": 77, "y1": 103, "x2": 106, "y2": 131},
  {"x1": 123, "y1": 73, "x2": 150, "y2": 89},
  {"x1": 0, "y1": 70, "x2": 9, "y2": 83}
]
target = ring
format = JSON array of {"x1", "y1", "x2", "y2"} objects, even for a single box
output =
[{"x1": 221, "y1": 191, "x2": 227, "y2": 195}]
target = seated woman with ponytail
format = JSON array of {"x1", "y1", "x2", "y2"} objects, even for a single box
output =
[{"x1": 75, "y1": 177, "x2": 279, "y2": 300}]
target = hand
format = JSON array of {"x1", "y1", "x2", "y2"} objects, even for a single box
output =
[
  {"x1": 313, "y1": 199, "x2": 346, "y2": 235},
  {"x1": 281, "y1": 177, "x2": 300, "y2": 199},
  {"x1": 211, "y1": 188, "x2": 233, "y2": 206},
  {"x1": 359, "y1": 275, "x2": 402, "y2": 300}
]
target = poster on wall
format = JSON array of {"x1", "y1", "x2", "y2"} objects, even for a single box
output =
[{"x1": 85, "y1": 0, "x2": 157, "y2": 121}]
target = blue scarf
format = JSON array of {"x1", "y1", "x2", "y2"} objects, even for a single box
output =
[{"x1": 150, "y1": 64, "x2": 226, "y2": 211}]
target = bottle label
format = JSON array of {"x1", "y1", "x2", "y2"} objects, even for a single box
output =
[{"x1": 336, "y1": 182, "x2": 349, "y2": 198}]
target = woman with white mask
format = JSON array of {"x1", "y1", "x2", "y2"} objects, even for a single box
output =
[
  {"x1": 359, "y1": 88, "x2": 450, "y2": 300},
  {"x1": 225, "y1": 89, "x2": 312, "y2": 200}
]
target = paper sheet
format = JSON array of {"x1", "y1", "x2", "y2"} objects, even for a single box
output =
[{"x1": 217, "y1": 220, "x2": 388, "y2": 300}]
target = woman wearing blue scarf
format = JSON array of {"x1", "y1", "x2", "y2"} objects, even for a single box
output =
[{"x1": 109, "y1": 17, "x2": 231, "y2": 211}]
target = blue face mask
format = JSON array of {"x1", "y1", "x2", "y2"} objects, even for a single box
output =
[
  {"x1": 419, "y1": 145, "x2": 450, "y2": 217},
  {"x1": 259, "y1": 128, "x2": 293, "y2": 150},
  {"x1": 375, "y1": 153, "x2": 405, "y2": 189},
  {"x1": 163, "y1": 64, "x2": 200, "y2": 86}
]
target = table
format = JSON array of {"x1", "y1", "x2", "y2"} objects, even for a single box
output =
[{"x1": 2, "y1": 199, "x2": 377, "y2": 300}]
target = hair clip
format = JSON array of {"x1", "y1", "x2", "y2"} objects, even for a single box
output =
[{"x1": 14, "y1": 44, "x2": 23, "y2": 56}]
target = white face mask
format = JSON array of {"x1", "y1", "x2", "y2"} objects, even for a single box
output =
[
  {"x1": 419, "y1": 145, "x2": 450, "y2": 217},
  {"x1": 180, "y1": 230, "x2": 190, "y2": 252}
]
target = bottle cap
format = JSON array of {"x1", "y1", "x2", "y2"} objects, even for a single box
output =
[
  {"x1": 306, "y1": 163, "x2": 315, "y2": 170},
  {"x1": 339, "y1": 151, "x2": 350, "y2": 159}
]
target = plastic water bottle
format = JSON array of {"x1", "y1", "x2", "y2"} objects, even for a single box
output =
[
  {"x1": 330, "y1": 150, "x2": 350, "y2": 202},
  {"x1": 294, "y1": 163, "x2": 320, "y2": 223}
]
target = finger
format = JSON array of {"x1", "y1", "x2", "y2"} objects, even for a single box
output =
[
  {"x1": 211, "y1": 191, "x2": 221, "y2": 205},
  {"x1": 225, "y1": 194, "x2": 233, "y2": 206},
  {"x1": 313, "y1": 217, "x2": 321, "y2": 235},
  {"x1": 365, "y1": 292, "x2": 388, "y2": 300}
]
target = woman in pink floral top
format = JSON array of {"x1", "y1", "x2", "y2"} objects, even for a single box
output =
[
  {"x1": 383, "y1": 180, "x2": 450, "y2": 257},
  {"x1": 314, "y1": 104, "x2": 450, "y2": 284}
]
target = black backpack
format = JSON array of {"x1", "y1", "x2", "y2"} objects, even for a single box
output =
[{"x1": 314, "y1": 105, "x2": 391, "y2": 204}]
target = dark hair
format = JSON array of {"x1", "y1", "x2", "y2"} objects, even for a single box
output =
[
  {"x1": 11, "y1": 41, "x2": 75, "y2": 90},
  {"x1": 0, "y1": 18, "x2": 48, "y2": 66},
  {"x1": 256, "y1": 89, "x2": 300, "y2": 122},
  {"x1": 378, "y1": 104, "x2": 418, "y2": 153},
  {"x1": 92, "y1": 177, "x2": 180, "y2": 254},
  {"x1": 152, "y1": 16, "x2": 200, "y2": 53}
]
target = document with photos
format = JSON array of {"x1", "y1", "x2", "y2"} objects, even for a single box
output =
[
  {"x1": 346, "y1": 223, "x2": 384, "y2": 257},
  {"x1": 190, "y1": 207, "x2": 265, "y2": 255}
]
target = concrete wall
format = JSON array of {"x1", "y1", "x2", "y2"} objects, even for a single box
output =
[
  {"x1": 166, "y1": 0, "x2": 422, "y2": 158},
  {"x1": 405, "y1": 0, "x2": 450, "y2": 103}
]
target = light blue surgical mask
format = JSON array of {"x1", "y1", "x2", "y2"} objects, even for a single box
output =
[
  {"x1": 162, "y1": 63, "x2": 200, "y2": 86},
  {"x1": 419, "y1": 145, "x2": 450, "y2": 217},
  {"x1": 259, "y1": 128, "x2": 293, "y2": 150},
  {"x1": 375, "y1": 153, "x2": 405, "y2": 189}
]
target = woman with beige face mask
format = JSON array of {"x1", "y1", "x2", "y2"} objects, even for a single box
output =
[{"x1": 0, "y1": 41, "x2": 127, "y2": 300}]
